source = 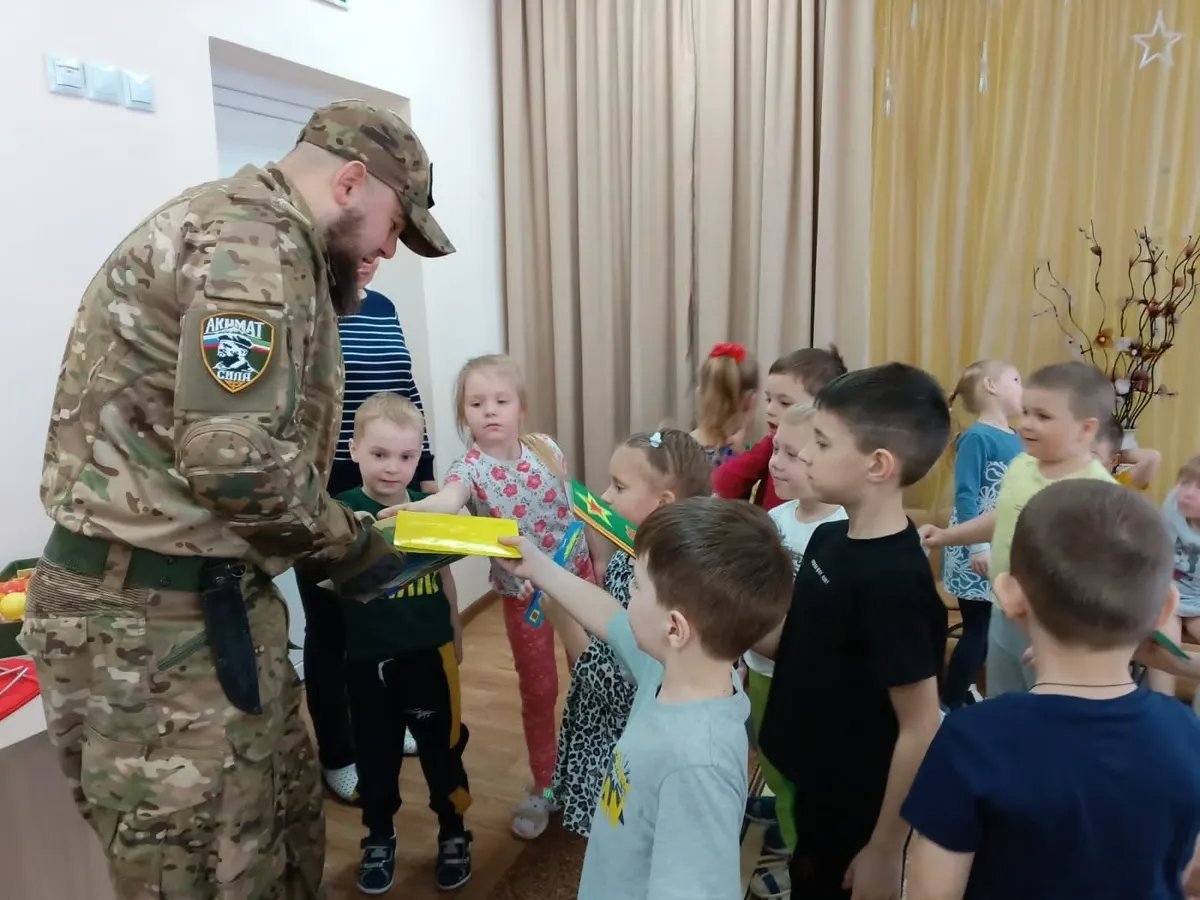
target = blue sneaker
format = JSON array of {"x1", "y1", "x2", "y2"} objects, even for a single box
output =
[
  {"x1": 435, "y1": 831, "x2": 473, "y2": 891},
  {"x1": 357, "y1": 833, "x2": 396, "y2": 895}
]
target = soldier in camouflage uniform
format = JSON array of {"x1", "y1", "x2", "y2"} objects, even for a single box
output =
[{"x1": 19, "y1": 100, "x2": 454, "y2": 899}]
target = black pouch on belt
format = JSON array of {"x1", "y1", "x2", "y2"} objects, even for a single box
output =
[{"x1": 198, "y1": 559, "x2": 263, "y2": 715}]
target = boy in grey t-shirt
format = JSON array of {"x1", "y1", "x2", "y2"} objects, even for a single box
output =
[
  {"x1": 500, "y1": 496, "x2": 795, "y2": 900},
  {"x1": 581, "y1": 610, "x2": 749, "y2": 898}
]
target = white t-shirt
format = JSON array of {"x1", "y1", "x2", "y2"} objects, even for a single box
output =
[{"x1": 743, "y1": 501, "x2": 849, "y2": 677}]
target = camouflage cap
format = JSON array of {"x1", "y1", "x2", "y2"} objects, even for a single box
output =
[{"x1": 299, "y1": 99, "x2": 454, "y2": 258}]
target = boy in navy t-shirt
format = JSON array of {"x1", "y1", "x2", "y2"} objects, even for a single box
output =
[{"x1": 904, "y1": 479, "x2": 1200, "y2": 899}]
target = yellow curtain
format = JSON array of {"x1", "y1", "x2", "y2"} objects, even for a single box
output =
[{"x1": 872, "y1": 0, "x2": 1200, "y2": 510}]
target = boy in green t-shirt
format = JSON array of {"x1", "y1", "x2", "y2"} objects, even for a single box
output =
[
  {"x1": 921, "y1": 362, "x2": 1116, "y2": 696},
  {"x1": 337, "y1": 392, "x2": 469, "y2": 895}
]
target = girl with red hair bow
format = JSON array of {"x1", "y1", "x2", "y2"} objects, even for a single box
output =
[{"x1": 691, "y1": 343, "x2": 759, "y2": 467}]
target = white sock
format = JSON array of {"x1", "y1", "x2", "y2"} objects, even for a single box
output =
[{"x1": 323, "y1": 763, "x2": 358, "y2": 800}]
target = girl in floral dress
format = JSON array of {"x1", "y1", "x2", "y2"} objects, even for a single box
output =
[{"x1": 402, "y1": 354, "x2": 592, "y2": 838}]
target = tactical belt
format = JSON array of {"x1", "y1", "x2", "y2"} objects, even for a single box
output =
[
  {"x1": 41, "y1": 524, "x2": 264, "y2": 715},
  {"x1": 44, "y1": 524, "x2": 208, "y2": 591}
]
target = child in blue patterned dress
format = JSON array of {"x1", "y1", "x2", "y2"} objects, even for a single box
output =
[
  {"x1": 549, "y1": 428, "x2": 713, "y2": 836},
  {"x1": 940, "y1": 360, "x2": 1024, "y2": 710}
]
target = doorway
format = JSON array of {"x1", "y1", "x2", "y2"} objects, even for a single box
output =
[{"x1": 209, "y1": 40, "x2": 429, "y2": 676}]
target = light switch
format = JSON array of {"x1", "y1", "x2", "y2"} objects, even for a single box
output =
[
  {"x1": 44, "y1": 54, "x2": 86, "y2": 97},
  {"x1": 85, "y1": 63, "x2": 123, "y2": 104},
  {"x1": 123, "y1": 72, "x2": 155, "y2": 112}
]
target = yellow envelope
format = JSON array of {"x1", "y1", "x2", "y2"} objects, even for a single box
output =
[{"x1": 388, "y1": 511, "x2": 522, "y2": 559}]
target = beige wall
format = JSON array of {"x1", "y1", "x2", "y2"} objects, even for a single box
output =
[{"x1": 0, "y1": 0, "x2": 504, "y2": 601}]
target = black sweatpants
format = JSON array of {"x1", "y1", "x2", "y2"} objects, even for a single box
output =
[
  {"x1": 789, "y1": 815, "x2": 911, "y2": 900},
  {"x1": 789, "y1": 837, "x2": 858, "y2": 900},
  {"x1": 346, "y1": 645, "x2": 472, "y2": 840},
  {"x1": 789, "y1": 803, "x2": 879, "y2": 900},
  {"x1": 942, "y1": 597, "x2": 992, "y2": 709}
]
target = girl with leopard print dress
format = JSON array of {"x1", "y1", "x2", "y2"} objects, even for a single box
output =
[{"x1": 545, "y1": 429, "x2": 714, "y2": 836}]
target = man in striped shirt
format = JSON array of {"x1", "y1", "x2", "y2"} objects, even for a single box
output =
[{"x1": 332, "y1": 258, "x2": 437, "y2": 495}]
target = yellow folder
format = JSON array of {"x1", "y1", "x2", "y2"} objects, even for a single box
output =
[{"x1": 386, "y1": 511, "x2": 522, "y2": 559}]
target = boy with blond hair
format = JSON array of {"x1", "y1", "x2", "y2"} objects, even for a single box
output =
[
  {"x1": 905, "y1": 480, "x2": 1200, "y2": 899},
  {"x1": 747, "y1": 402, "x2": 848, "y2": 897},
  {"x1": 336, "y1": 392, "x2": 470, "y2": 894}
]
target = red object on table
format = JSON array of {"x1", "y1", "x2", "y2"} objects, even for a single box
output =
[{"x1": 0, "y1": 657, "x2": 40, "y2": 721}]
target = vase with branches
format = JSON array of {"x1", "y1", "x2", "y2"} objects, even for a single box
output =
[{"x1": 1033, "y1": 223, "x2": 1196, "y2": 431}]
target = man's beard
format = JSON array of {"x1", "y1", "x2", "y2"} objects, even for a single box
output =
[{"x1": 326, "y1": 209, "x2": 367, "y2": 316}]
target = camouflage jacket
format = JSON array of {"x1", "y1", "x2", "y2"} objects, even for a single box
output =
[{"x1": 41, "y1": 165, "x2": 361, "y2": 574}]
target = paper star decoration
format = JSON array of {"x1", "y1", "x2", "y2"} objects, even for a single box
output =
[
  {"x1": 584, "y1": 494, "x2": 612, "y2": 526},
  {"x1": 1133, "y1": 10, "x2": 1183, "y2": 70}
]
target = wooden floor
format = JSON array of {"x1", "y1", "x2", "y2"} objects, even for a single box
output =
[{"x1": 316, "y1": 598, "x2": 571, "y2": 899}]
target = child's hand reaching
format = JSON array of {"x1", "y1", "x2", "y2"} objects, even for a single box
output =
[
  {"x1": 499, "y1": 534, "x2": 621, "y2": 642},
  {"x1": 376, "y1": 503, "x2": 410, "y2": 520},
  {"x1": 497, "y1": 535, "x2": 556, "y2": 585},
  {"x1": 917, "y1": 524, "x2": 946, "y2": 548}
]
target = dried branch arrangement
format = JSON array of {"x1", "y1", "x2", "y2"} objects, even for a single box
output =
[{"x1": 1033, "y1": 223, "x2": 1195, "y2": 429}]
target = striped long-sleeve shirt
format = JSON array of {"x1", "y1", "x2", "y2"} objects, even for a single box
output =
[{"x1": 336, "y1": 289, "x2": 435, "y2": 484}]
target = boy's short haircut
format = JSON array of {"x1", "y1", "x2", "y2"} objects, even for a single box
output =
[
  {"x1": 1010, "y1": 479, "x2": 1172, "y2": 649},
  {"x1": 1026, "y1": 362, "x2": 1114, "y2": 424},
  {"x1": 1096, "y1": 414, "x2": 1124, "y2": 454},
  {"x1": 634, "y1": 497, "x2": 793, "y2": 661},
  {"x1": 779, "y1": 403, "x2": 816, "y2": 429},
  {"x1": 769, "y1": 345, "x2": 848, "y2": 397},
  {"x1": 354, "y1": 391, "x2": 424, "y2": 438},
  {"x1": 815, "y1": 363, "x2": 951, "y2": 487},
  {"x1": 1179, "y1": 454, "x2": 1200, "y2": 486}
]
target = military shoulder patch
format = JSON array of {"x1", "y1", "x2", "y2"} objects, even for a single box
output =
[{"x1": 201, "y1": 314, "x2": 275, "y2": 393}]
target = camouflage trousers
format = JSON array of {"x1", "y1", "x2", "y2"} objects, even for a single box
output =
[{"x1": 19, "y1": 559, "x2": 324, "y2": 899}]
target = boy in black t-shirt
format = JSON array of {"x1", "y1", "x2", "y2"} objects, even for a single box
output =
[
  {"x1": 756, "y1": 363, "x2": 950, "y2": 900},
  {"x1": 903, "y1": 480, "x2": 1200, "y2": 899},
  {"x1": 336, "y1": 392, "x2": 470, "y2": 895}
]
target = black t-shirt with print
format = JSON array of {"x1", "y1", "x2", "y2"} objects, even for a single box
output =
[
  {"x1": 759, "y1": 519, "x2": 946, "y2": 840},
  {"x1": 335, "y1": 486, "x2": 454, "y2": 663}
]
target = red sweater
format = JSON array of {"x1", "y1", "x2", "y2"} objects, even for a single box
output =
[{"x1": 712, "y1": 434, "x2": 782, "y2": 510}]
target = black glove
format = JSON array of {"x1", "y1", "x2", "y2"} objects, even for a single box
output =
[{"x1": 323, "y1": 524, "x2": 412, "y2": 603}]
